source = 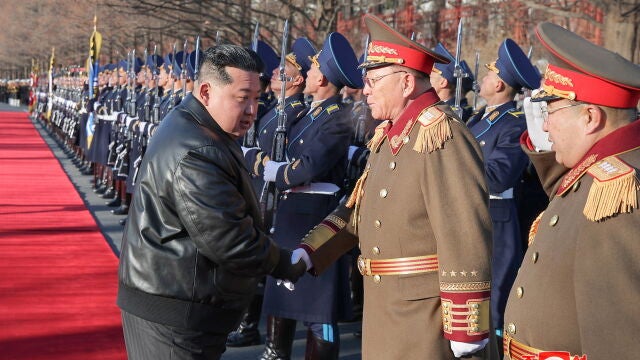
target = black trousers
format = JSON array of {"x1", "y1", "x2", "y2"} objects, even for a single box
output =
[{"x1": 121, "y1": 311, "x2": 227, "y2": 360}]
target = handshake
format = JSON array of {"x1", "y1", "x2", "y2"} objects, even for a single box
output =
[{"x1": 269, "y1": 248, "x2": 313, "y2": 290}]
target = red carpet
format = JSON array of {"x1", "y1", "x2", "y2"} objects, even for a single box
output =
[{"x1": 0, "y1": 111, "x2": 126, "y2": 360}]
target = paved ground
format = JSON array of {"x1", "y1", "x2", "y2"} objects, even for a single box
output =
[{"x1": 11, "y1": 103, "x2": 363, "y2": 360}]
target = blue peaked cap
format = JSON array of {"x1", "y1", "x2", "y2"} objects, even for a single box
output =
[
  {"x1": 163, "y1": 53, "x2": 173, "y2": 73},
  {"x1": 432, "y1": 43, "x2": 456, "y2": 83},
  {"x1": 132, "y1": 57, "x2": 143, "y2": 74},
  {"x1": 315, "y1": 32, "x2": 363, "y2": 89},
  {"x1": 187, "y1": 50, "x2": 203, "y2": 80},
  {"x1": 256, "y1": 40, "x2": 279, "y2": 80},
  {"x1": 489, "y1": 39, "x2": 540, "y2": 91},
  {"x1": 146, "y1": 54, "x2": 164, "y2": 75},
  {"x1": 172, "y1": 51, "x2": 186, "y2": 78},
  {"x1": 288, "y1": 38, "x2": 316, "y2": 78}
]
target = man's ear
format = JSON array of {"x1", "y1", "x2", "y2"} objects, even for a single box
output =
[
  {"x1": 583, "y1": 104, "x2": 605, "y2": 135},
  {"x1": 291, "y1": 74, "x2": 304, "y2": 87},
  {"x1": 197, "y1": 82, "x2": 211, "y2": 106}
]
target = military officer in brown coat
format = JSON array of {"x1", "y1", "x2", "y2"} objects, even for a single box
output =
[
  {"x1": 503, "y1": 22, "x2": 640, "y2": 360},
  {"x1": 291, "y1": 14, "x2": 493, "y2": 359}
]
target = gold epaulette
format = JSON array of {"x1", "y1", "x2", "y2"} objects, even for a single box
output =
[
  {"x1": 508, "y1": 110, "x2": 524, "y2": 117},
  {"x1": 366, "y1": 120, "x2": 389, "y2": 153},
  {"x1": 412, "y1": 106, "x2": 453, "y2": 154},
  {"x1": 326, "y1": 104, "x2": 340, "y2": 114},
  {"x1": 583, "y1": 156, "x2": 639, "y2": 222},
  {"x1": 528, "y1": 211, "x2": 544, "y2": 246}
]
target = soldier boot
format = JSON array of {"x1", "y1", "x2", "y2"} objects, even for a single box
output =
[{"x1": 259, "y1": 316, "x2": 296, "y2": 360}]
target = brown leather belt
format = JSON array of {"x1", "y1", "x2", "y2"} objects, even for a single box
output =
[
  {"x1": 357, "y1": 254, "x2": 438, "y2": 276},
  {"x1": 503, "y1": 334, "x2": 585, "y2": 360}
]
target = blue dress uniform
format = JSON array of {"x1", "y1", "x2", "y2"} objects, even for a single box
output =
[
  {"x1": 432, "y1": 43, "x2": 475, "y2": 122},
  {"x1": 261, "y1": 32, "x2": 363, "y2": 360},
  {"x1": 466, "y1": 39, "x2": 540, "y2": 339}
]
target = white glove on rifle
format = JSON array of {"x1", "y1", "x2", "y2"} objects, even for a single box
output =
[
  {"x1": 263, "y1": 161, "x2": 287, "y2": 182},
  {"x1": 291, "y1": 248, "x2": 312, "y2": 271},
  {"x1": 450, "y1": 338, "x2": 489, "y2": 358},
  {"x1": 523, "y1": 89, "x2": 552, "y2": 151}
]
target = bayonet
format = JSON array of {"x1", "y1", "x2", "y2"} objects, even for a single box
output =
[
  {"x1": 243, "y1": 23, "x2": 261, "y2": 147},
  {"x1": 194, "y1": 35, "x2": 201, "y2": 82},
  {"x1": 215, "y1": 31, "x2": 221, "y2": 46},
  {"x1": 472, "y1": 50, "x2": 480, "y2": 112},
  {"x1": 168, "y1": 42, "x2": 177, "y2": 112},
  {"x1": 181, "y1": 39, "x2": 188, "y2": 100},
  {"x1": 453, "y1": 18, "x2": 467, "y2": 120},
  {"x1": 143, "y1": 47, "x2": 150, "y2": 122},
  {"x1": 151, "y1": 44, "x2": 160, "y2": 123}
]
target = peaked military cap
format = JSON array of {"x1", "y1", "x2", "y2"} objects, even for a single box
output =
[
  {"x1": 186, "y1": 50, "x2": 203, "y2": 80},
  {"x1": 163, "y1": 53, "x2": 173, "y2": 73},
  {"x1": 117, "y1": 59, "x2": 128, "y2": 71},
  {"x1": 146, "y1": 54, "x2": 164, "y2": 75},
  {"x1": 133, "y1": 57, "x2": 143, "y2": 74},
  {"x1": 486, "y1": 39, "x2": 540, "y2": 91},
  {"x1": 360, "y1": 14, "x2": 449, "y2": 75},
  {"x1": 312, "y1": 32, "x2": 363, "y2": 89},
  {"x1": 287, "y1": 38, "x2": 316, "y2": 78},
  {"x1": 532, "y1": 22, "x2": 640, "y2": 109},
  {"x1": 172, "y1": 51, "x2": 186, "y2": 78},
  {"x1": 256, "y1": 40, "x2": 279, "y2": 80},
  {"x1": 432, "y1": 42, "x2": 456, "y2": 83}
]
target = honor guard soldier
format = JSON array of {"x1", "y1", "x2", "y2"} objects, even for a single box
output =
[
  {"x1": 156, "y1": 52, "x2": 174, "y2": 120},
  {"x1": 292, "y1": 14, "x2": 493, "y2": 359},
  {"x1": 259, "y1": 32, "x2": 362, "y2": 360},
  {"x1": 169, "y1": 50, "x2": 186, "y2": 105},
  {"x1": 466, "y1": 38, "x2": 540, "y2": 352},
  {"x1": 255, "y1": 40, "x2": 279, "y2": 121},
  {"x1": 432, "y1": 43, "x2": 475, "y2": 122},
  {"x1": 503, "y1": 22, "x2": 640, "y2": 360}
]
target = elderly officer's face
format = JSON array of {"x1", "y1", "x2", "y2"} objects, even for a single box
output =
[
  {"x1": 362, "y1": 66, "x2": 408, "y2": 122},
  {"x1": 200, "y1": 66, "x2": 261, "y2": 138},
  {"x1": 542, "y1": 99, "x2": 588, "y2": 167}
]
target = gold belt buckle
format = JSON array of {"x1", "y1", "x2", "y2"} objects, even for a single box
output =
[{"x1": 357, "y1": 255, "x2": 372, "y2": 276}]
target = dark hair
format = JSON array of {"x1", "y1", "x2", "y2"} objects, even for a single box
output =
[{"x1": 198, "y1": 45, "x2": 264, "y2": 86}]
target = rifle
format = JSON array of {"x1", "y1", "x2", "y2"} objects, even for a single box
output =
[
  {"x1": 114, "y1": 51, "x2": 122, "y2": 112},
  {"x1": 168, "y1": 42, "x2": 177, "y2": 112},
  {"x1": 151, "y1": 45, "x2": 161, "y2": 123},
  {"x1": 194, "y1": 35, "x2": 201, "y2": 82},
  {"x1": 453, "y1": 18, "x2": 468, "y2": 120},
  {"x1": 353, "y1": 34, "x2": 370, "y2": 147},
  {"x1": 472, "y1": 50, "x2": 480, "y2": 111},
  {"x1": 243, "y1": 22, "x2": 260, "y2": 148},
  {"x1": 259, "y1": 19, "x2": 289, "y2": 234},
  {"x1": 181, "y1": 39, "x2": 188, "y2": 100},
  {"x1": 127, "y1": 49, "x2": 137, "y2": 116},
  {"x1": 143, "y1": 47, "x2": 151, "y2": 122}
]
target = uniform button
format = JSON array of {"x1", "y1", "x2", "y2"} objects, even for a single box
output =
[
  {"x1": 549, "y1": 215, "x2": 559, "y2": 226},
  {"x1": 472, "y1": 310, "x2": 479, "y2": 315},
  {"x1": 372, "y1": 246, "x2": 380, "y2": 255},
  {"x1": 263, "y1": 130, "x2": 267, "y2": 134},
  {"x1": 516, "y1": 287, "x2": 524, "y2": 298},
  {"x1": 532, "y1": 252, "x2": 539, "y2": 263},
  {"x1": 443, "y1": 310, "x2": 449, "y2": 315},
  {"x1": 471, "y1": 303, "x2": 479, "y2": 309},
  {"x1": 507, "y1": 323, "x2": 516, "y2": 334},
  {"x1": 479, "y1": 140, "x2": 486, "y2": 146},
  {"x1": 291, "y1": 158, "x2": 296, "y2": 162},
  {"x1": 389, "y1": 161, "x2": 396, "y2": 170},
  {"x1": 402, "y1": 136, "x2": 410, "y2": 144},
  {"x1": 373, "y1": 275, "x2": 381, "y2": 283},
  {"x1": 379, "y1": 189, "x2": 388, "y2": 198},
  {"x1": 374, "y1": 220, "x2": 382, "y2": 228},
  {"x1": 443, "y1": 324, "x2": 449, "y2": 331},
  {"x1": 299, "y1": 139, "x2": 304, "y2": 144},
  {"x1": 572, "y1": 181, "x2": 581, "y2": 192}
]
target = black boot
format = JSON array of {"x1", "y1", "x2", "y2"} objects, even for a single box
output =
[
  {"x1": 227, "y1": 294, "x2": 263, "y2": 347},
  {"x1": 111, "y1": 204, "x2": 129, "y2": 215},
  {"x1": 100, "y1": 187, "x2": 116, "y2": 199},
  {"x1": 259, "y1": 316, "x2": 296, "y2": 360},
  {"x1": 304, "y1": 329, "x2": 339, "y2": 360},
  {"x1": 106, "y1": 196, "x2": 122, "y2": 207}
]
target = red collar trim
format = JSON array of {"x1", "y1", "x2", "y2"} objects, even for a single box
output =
[
  {"x1": 385, "y1": 89, "x2": 440, "y2": 155},
  {"x1": 556, "y1": 119, "x2": 640, "y2": 195}
]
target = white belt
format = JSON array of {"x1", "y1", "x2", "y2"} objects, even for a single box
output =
[
  {"x1": 490, "y1": 188, "x2": 513, "y2": 200},
  {"x1": 285, "y1": 182, "x2": 340, "y2": 195}
]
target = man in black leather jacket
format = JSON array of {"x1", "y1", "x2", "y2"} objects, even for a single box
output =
[{"x1": 117, "y1": 45, "x2": 306, "y2": 360}]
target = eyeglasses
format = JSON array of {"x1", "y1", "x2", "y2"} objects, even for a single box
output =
[
  {"x1": 541, "y1": 102, "x2": 584, "y2": 121},
  {"x1": 362, "y1": 70, "x2": 407, "y2": 88}
]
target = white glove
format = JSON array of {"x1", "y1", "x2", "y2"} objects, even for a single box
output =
[
  {"x1": 523, "y1": 89, "x2": 552, "y2": 151},
  {"x1": 241, "y1": 146, "x2": 258, "y2": 156},
  {"x1": 291, "y1": 248, "x2": 312, "y2": 271},
  {"x1": 347, "y1": 145, "x2": 359, "y2": 161},
  {"x1": 276, "y1": 279, "x2": 295, "y2": 291},
  {"x1": 263, "y1": 161, "x2": 287, "y2": 182},
  {"x1": 450, "y1": 338, "x2": 489, "y2": 358}
]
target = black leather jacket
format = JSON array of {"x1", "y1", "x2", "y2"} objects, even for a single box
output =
[{"x1": 117, "y1": 94, "x2": 280, "y2": 333}]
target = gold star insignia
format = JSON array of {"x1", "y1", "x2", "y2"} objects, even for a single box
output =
[
  {"x1": 442, "y1": 270, "x2": 447, "y2": 276},
  {"x1": 450, "y1": 270, "x2": 457, "y2": 277},
  {"x1": 460, "y1": 270, "x2": 467, "y2": 277},
  {"x1": 471, "y1": 270, "x2": 478, "y2": 277}
]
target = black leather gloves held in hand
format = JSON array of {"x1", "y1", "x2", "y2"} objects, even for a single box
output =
[{"x1": 270, "y1": 248, "x2": 307, "y2": 283}]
